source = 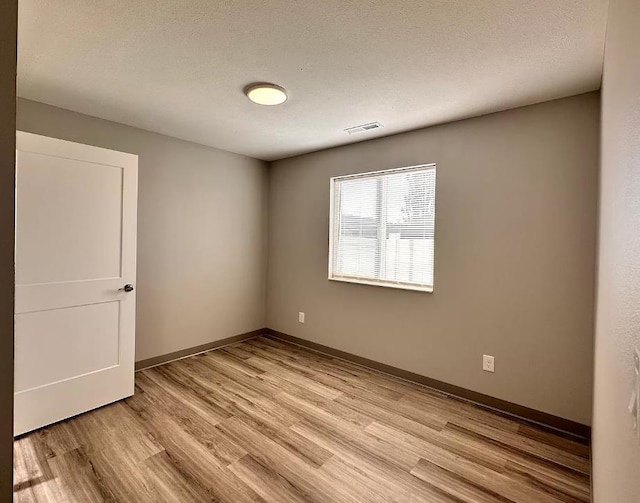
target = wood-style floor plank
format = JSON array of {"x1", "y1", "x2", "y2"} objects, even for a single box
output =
[{"x1": 14, "y1": 335, "x2": 590, "y2": 502}]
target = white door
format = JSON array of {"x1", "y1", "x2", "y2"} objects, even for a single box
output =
[{"x1": 14, "y1": 132, "x2": 138, "y2": 436}]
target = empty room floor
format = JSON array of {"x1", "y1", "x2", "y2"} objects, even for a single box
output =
[{"x1": 13, "y1": 336, "x2": 590, "y2": 502}]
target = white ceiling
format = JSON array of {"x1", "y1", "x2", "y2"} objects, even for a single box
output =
[{"x1": 18, "y1": 0, "x2": 609, "y2": 161}]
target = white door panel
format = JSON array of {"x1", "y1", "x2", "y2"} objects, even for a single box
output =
[
  {"x1": 14, "y1": 131, "x2": 138, "y2": 436},
  {"x1": 16, "y1": 151, "x2": 124, "y2": 285},
  {"x1": 15, "y1": 302, "x2": 121, "y2": 392}
]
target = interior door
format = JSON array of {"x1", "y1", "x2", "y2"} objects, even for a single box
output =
[{"x1": 14, "y1": 131, "x2": 138, "y2": 436}]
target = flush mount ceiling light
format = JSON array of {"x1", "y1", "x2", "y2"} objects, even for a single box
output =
[{"x1": 245, "y1": 83, "x2": 287, "y2": 106}]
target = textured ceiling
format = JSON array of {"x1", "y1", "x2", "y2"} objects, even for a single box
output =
[{"x1": 18, "y1": 0, "x2": 609, "y2": 161}]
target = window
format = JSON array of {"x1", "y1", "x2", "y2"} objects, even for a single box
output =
[{"x1": 329, "y1": 164, "x2": 436, "y2": 292}]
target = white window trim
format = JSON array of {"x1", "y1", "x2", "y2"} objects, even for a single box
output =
[{"x1": 328, "y1": 163, "x2": 436, "y2": 293}]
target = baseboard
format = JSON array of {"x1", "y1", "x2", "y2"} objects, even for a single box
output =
[
  {"x1": 134, "y1": 329, "x2": 265, "y2": 371},
  {"x1": 264, "y1": 328, "x2": 591, "y2": 443}
]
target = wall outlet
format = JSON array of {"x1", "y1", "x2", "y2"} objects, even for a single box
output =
[
  {"x1": 483, "y1": 355, "x2": 495, "y2": 373},
  {"x1": 298, "y1": 312, "x2": 305, "y2": 323}
]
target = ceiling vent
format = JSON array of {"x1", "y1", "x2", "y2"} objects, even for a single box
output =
[{"x1": 344, "y1": 122, "x2": 383, "y2": 134}]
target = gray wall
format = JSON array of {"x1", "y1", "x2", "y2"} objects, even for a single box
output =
[
  {"x1": 267, "y1": 93, "x2": 599, "y2": 425},
  {"x1": 0, "y1": 1, "x2": 16, "y2": 499},
  {"x1": 592, "y1": 0, "x2": 640, "y2": 499},
  {"x1": 17, "y1": 98, "x2": 269, "y2": 362}
]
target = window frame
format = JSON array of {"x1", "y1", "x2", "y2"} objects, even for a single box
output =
[{"x1": 328, "y1": 163, "x2": 436, "y2": 293}]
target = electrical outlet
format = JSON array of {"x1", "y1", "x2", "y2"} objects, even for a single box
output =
[
  {"x1": 298, "y1": 312, "x2": 305, "y2": 324},
  {"x1": 483, "y1": 355, "x2": 495, "y2": 373}
]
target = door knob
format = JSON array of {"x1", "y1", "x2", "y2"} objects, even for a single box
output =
[{"x1": 121, "y1": 284, "x2": 134, "y2": 292}]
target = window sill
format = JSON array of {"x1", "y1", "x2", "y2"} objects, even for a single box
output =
[{"x1": 328, "y1": 275, "x2": 433, "y2": 293}]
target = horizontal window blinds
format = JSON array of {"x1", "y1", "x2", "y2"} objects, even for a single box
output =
[{"x1": 330, "y1": 165, "x2": 436, "y2": 292}]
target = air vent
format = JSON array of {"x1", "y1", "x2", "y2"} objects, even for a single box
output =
[{"x1": 344, "y1": 122, "x2": 384, "y2": 135}]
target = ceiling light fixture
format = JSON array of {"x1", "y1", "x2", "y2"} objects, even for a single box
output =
[{"x1": 245, "y1": 83, "x2": 287, "y2": 106}]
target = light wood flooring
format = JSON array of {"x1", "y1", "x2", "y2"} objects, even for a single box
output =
[{"x1": 14, "y1": 336, "x2": 591, "y2": 502}]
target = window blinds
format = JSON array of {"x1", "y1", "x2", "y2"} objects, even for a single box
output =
[{"x1": 329, "y1": 165, "x2": 436, "y2": 292}]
